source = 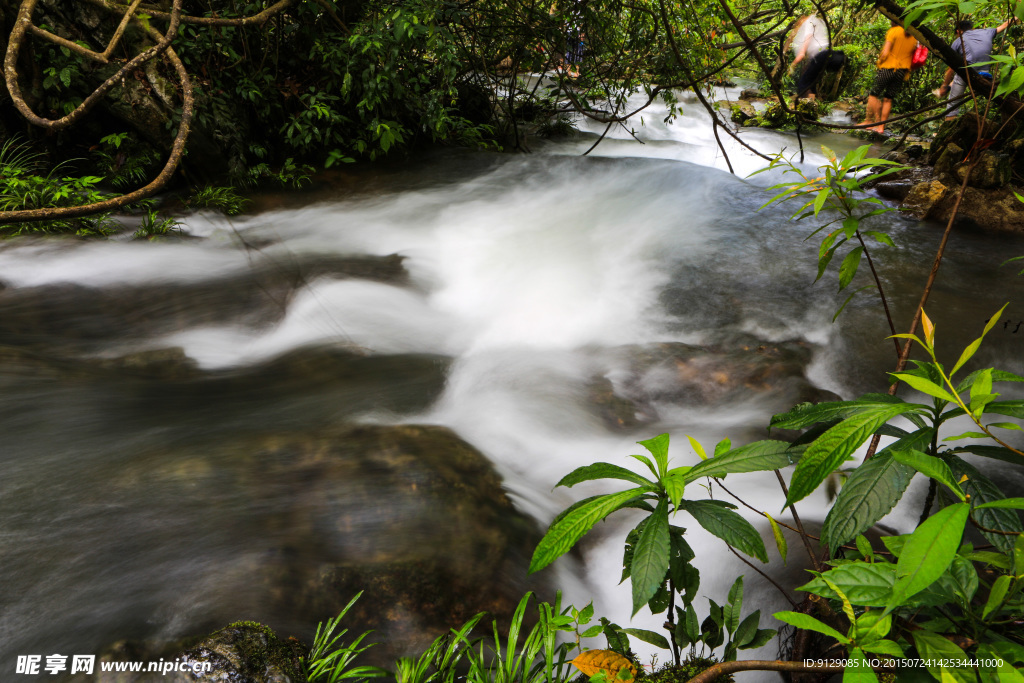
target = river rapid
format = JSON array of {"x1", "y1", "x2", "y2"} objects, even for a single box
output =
[{"x1": 2, "y1": 90, "x2": 1024, "y2": 680}]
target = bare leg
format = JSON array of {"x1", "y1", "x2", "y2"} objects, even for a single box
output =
[
  {"x1": 864, "y1": 95, "x2": 881, "y2": 130},
  {"x1": 877, "y1": 98, "x2": 893, "y2": 133}
]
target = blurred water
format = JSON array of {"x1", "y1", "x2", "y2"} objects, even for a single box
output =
[{"x1": 2, "y1": 91, "x2": 1024, "y2": 680}]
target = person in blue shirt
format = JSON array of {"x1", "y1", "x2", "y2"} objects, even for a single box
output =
[{"x1": 937, "y1": 18, "x2": 1013, "y2": 118}]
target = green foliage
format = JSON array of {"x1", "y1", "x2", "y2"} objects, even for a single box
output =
[
  {"x1": 531, "y1": 434, "x2": 777, "y2": 664},
  {"x1": 186, "y1": 186, "x2": 250, "y2": 216},
  {"x1": 755, "y1": 145, "x2": 904, "y2": 321},
  {"x1": 0, "y1": 138, "x2": 117, "y2": 237},
  {"x1": 133, "y1": 209, "x2": 182, "y2": 240},
  {"x1": 304, "y1": 592, "x2": 388, "y2": 683}
]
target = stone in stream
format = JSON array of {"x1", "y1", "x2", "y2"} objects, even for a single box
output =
[
  {"x1": 587, "y1": 337, "x2": 839, "y2": 432},
  {"x1": 91, "y1": 623, "x2": 307, "y2": 682},
  {"x1": 0, "y1": 253, "x2": 408, "y2": 355},
  {"x1": 87, "y1": 425, "x2": 544, "y2": 677}
]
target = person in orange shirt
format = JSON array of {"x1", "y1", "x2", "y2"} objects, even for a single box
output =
[{"x1": 863, "y1": 21, "x2": 918, "y2": 133}]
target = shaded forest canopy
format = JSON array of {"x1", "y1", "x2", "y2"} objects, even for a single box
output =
[{"x1": 0, "y1": 0, "x2": 1023, "y2": 229}]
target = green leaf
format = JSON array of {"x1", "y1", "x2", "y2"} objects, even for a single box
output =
[
  {"x1": 620, "y1": 628, "x2": 670, "y2": 650},
  {"x1": 820, "y1": 438, "x2": 924, "y2": 550},
  {"x1": 798, "y1": 562, "x2": 895, "y2": 607},
  {"x1": 975, "y1": 498, "x2": 1024, "y2": 510},
  {"x1": 530, "y1": 488, "x2": 646, "y2": 573},
  {"x1": 741, "y1": 628, "x2": 776, "y2": 650},
  {"x1": 950, "y1": 337, "x2": 983, "y2": 376},
  {"x1": 733, "y1": 609, "x2": 760, "y2": 647},
  {"x1": 770, "y1": 394, "x2": 906, "y2": 430},
  {"x1": 714, "y1": 438, "x2": 731, "y2": 457},
  {"x1": 982, "y1": 399, "x2": 1024, "y2": 419},
  {"x1": 888, "y1": 503, "x2": 970, "y2": 609},
  {"x1": 557, "y1": 463, "x2": 654, "y2": 489},
  {"x1": 863, "y1": 639, "x2": 904, "y2": 658},
  {"x1": 983, "y1": 574, "x2": 1011, "y2": 619},
  {"x1": 630, "y1": 498, "x2": 670, "y2": 615},
  {"x1": 838, "y1": 247, "x2": 864, "y2": 291},
  {"x1": 963, "y1": 550, "x2": 1012, "y2": 569},
  {"x1": 765, "y1": 513, "x2": 788, "y2": 563},
  {"x1": 912, "y1": 631, "x2": 973, "y2": 683},
  {"x1": 813, "y1": 188, "x2": 831, "y2": 216},
  {"x1": 787, "y1": 403, "x2": 923, "y2": 507},
  {"x1": 678, "y1": 500, "x2": 768, "y2": 562},
  {"x1": 682, "y1": 440, "x2": 796, "y2": 483},
  {"x1": 892, "y1": 450, "x2": 966, "y2": 501},
  {"x1": 891, "y1": 373, "x2": 958, "y2": 403},
  {"x1": 833, "y1": 286, "x2": 872, "y2": 322},
  {"x1": 863, "y1": 230, "x2": 895, "y2": 247},
  {"x1": 772, "y1": 611, "x2": 849, "y2": 643},
  {"x1": 947, "y1": 456, "x2": 1024, "y2": 553},
  {"x1": 687, "y1": 435, "x2": 708, "y2": 461},
  {"x1": 638, "y1": 434, "x2": 670, "y2": 478}
]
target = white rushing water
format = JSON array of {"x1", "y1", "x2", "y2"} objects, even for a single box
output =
[{"x1": 2, "y1": 89, "x2": 1024, "y2": 681}]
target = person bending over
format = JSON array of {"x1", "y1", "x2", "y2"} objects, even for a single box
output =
[{"x1": 937, "y1": 18, "x2": 1013, "y2": 119}]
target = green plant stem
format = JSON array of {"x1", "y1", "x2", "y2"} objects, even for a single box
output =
[
  {"x1": 854, "y1": 229, "x2": 900, "y2": 359},
  {"x1": 918, "y1": 478, "x2": 937, "y2": 527},
  {"x1": 724, "y1": 543, "x2": 798, "y2": 608},
  {"x1": 774, "y1": 470, "x2": 821, "y2": 571}
]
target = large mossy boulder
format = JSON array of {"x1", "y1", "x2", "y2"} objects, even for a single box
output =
[{"x1": 94, "y1": 622, "x2": 308, "y2": 682}]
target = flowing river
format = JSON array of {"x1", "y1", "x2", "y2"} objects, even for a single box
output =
[{"x1": 3, "y1": 89, "x2": 1024, "y2": 680}]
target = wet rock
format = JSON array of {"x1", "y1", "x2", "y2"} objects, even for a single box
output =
[
  {"x1": 739, "y1": 89, "x2": 761, "y2": 100},
  {"x1": 729, "y1": 103, "x2": 757, "y2": 126},
  {"x1": 255, "y1": 425, "x2": 543, "y2": 661},
  {"x1": 587, "y1": 337, "x2": 838, "y2": 430},
  {"x1": 899, "y1": 179, "x2": 950, "y2": 220},
  {"x1": 0, "y1": 254, "x2": 409, "y2": 355},
  {"x1": 928, "y1": 114, "x2": 999, "y2": 166},
  {"x1": 931, "y1": 184, "x2": 1024, "y2": 233},
  {"x1": 94, "y1": 623, "x2": 307, "y2": 683},
  {"x1": 956, "y1": 150, "x2": 1012, "y2": 189},
  {"x1": 872, "y1": 166, "x2": 933, "y2": 201},
  {"x1": 932, "y1": 142, "x2": 964, "y2": 179}
]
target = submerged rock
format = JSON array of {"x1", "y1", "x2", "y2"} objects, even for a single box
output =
[
  {"x1": 0, "y1": 253, "x2": 409, "y2": 354},
  {"x1": 586, "y1": 337, "x2": 838, "y2": 431}
]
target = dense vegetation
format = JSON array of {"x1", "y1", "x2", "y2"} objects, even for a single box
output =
[{"x1": 3, "y1": 0, "x2": 1024, "y2": 681}]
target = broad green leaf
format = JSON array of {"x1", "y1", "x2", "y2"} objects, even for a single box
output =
[
  {"x1": 714, "y1": 438, "x2": 731, "y2": 457},
  {"x1": 557, "y1": 463, "x2": 654, "y2": 489},
  {"x1": 630, "y1": 498, "x2": 670, "y2": 615},
  {"x1": 983, "y1": 574, "x2": 1011, "y2": 619},
  {"x1": 813, "y1": 188, "x2": 831, "y2": 216},
  {"x1": 687, "y1": 435, "x2": 707, "y2": 461},
  {"x1": 620, "y1": 628, "x2": 670, "y2": 650},
  {"x1": 854, "y1": 610, "x2": 891, "y2": 643},
  {"x1": 678, "y1": 500, "x2": 768, "y2": 562},
  {"x1": 772, "y1": 611, "x2": 849, "y2": 643},
  {"x1": 628, "y1": 454, "x2": 658, "y2": 478},
  {"x1": 863, "y1": 639, "x2": 904, "y2": 658},
  {"x1": 888, "y1": 503, "x2": 970, "y2": 609},
  {"x1": 770, "y1": 394, "x2": 906, "y2": 430},
  {"x1": 638, "y1": 434, "x2": 670, "y2": 478},
  {"x1": 863, "y1": 230, "x2": 894, "y2": 247},
  {"x1": 963, "y1": 550, "x2": 1011, "y2": 569},
  {"x1": 787, "y1": 403, "x2": 923, "y2": 507},
  {"x1": 947, "y1": 456, "x2": 1024, "y2": 553},
  {"x1": 662, "y1": 474, "x2": 686, "y2": 510},
  {"x1": 892, "y1": 450, "x2": 965, "y2": 501},
  {"x1": 682, "y1": 440, "x2": 796, "y2": 483},
  {"x1": 982, "y1": 399, "x2": 1024, "y2": 419},
  {"x1": 912, "y1": 631, "x2": 973, "y2": 683},
  {"x1": 891, "y1": 373, "x2": 957, "y2": 403},
  {"x1": 820, "y1": 437, "x2": 924, "y2": 550},
  {"x1": 970, "y1": 369, "x2": 996, "y2": 414},
  {"x1": 741, "y1": 628, "x2": 777, "y2": 650},
  {"x1": 950, "y1": 337, "x2": 983, "y2": 376},
  {"x1": 978, "y1": 644, "x2": 1024, "y2": 683},
  {"x1": 838, "y1": 247, "x2": 864, "y2": 291},
  {"x1": 956, "y1": 369, "x2": 1024, "y2": 395},
  {"x1": 530, "y1": 488, "x2": 646, "y2": 573},
  {"x1": 975, "y1": 497, "x2": 1024, "y2": 510},
  {"x1": 765, "y1": 512, "x2": 788, "y2": 563},
  {"x1": 798, "y1": 562, "x2": 895, "y2": 607},
  {"x1": 733, "y1": 610, "x2": 760, "y2": 647}
]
